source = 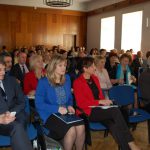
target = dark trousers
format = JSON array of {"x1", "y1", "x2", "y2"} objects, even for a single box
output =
[
  {"x1": 143, "y1": 103, "x2": 150, "y2": 114},
  {"x1": 89, "y1": 107, "x2": 134, "y2": 150},
  {"x1": 0, "y1": 111, "x2": 33, "y2": 150}
]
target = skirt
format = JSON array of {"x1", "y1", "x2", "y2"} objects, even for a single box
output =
[{"x1": 45, "y1": 114, "x2": 84, "y2": 140}]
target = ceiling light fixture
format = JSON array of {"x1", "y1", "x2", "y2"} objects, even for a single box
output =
[{"x1": 43, "y1": 0, "x2": 73, "y2": 7}]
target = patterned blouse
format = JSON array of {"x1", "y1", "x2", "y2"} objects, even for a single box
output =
[{"x1": 55, "y1": 85, "x2": 67, "y2": 106}]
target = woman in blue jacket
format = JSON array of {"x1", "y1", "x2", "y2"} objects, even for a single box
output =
[{"x1": 35, "y1": 54, "x2": 85, "y2": 150}]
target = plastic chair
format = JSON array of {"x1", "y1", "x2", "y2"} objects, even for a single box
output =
[
  {"x1": 34, "y1": 124, "x2": 63, "y2": 150},
  {"x1": 28, "y1": 99, "x2": 63, "y2": 150},
  {"x1": 75, "y1": 106, "x2": 108, "y2": 150},
  {"x1": 109, "y1": 85, "x2": 150, "y2": 143},
  {"x1": 0, "y1": 97, "x2": 38, "y2": 148},
  {"x1": 90, "y1": 122, "x2": 107, "y2": 131}
]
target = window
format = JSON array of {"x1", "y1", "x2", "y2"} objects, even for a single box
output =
[
  {"x1": 121, "y1": 11, "x2": 143, "y2": 53},
  {"x1": 100, "y1": 16, "x2": 115, "y2": 51}
]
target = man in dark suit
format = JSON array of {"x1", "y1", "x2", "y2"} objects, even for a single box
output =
[
  {"x1": 11, "y1": 51, "x2": 29, "y2": 88},
  {"x1": 139, "y1": 68, "x2": 150, "y2": 113},
  {"x1": 131, "y1": 51, "x2": 147, "y2": 79},
  {"x1": 0, "y1": 56, "x2": 33, "y2": 150},
  {"x1": 0, "y1": 45, "x2": 8, "y2": 55},
  {"x1": 0, "y1": 53, "x2": 13, "y2": 76}
]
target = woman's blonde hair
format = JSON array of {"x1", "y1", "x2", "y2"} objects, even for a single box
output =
[
  {"x1": 29, "y1": 54, "x2": 43, "y2": 71},
  {"x1": 46, "y1": 54, "x2": 67, "y2": 86},
  {"x1": 94, "y1": 55, "x2": 106, "y2": 66}
]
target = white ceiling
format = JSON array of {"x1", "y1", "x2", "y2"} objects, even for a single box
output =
[{"x1": 0, "y1": 0, "x2": 125, "y2": 11}]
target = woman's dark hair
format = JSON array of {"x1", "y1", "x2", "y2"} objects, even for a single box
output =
[
  {"x1": 2, "y1": 45, "x2": 6, "y2": 50},
  {"x1": 146, "y1": 51, "x2": 150, "y2": 59},
  {"x1": 0, "y1": 55, "x2": 5, "y2": 65},
  {"x1": 90, "y1": 48, "x2": 95, "y2": 55},
  {"x1": 99, "y1": 49, "x2": 106, "y2": 54},
  {"x1": 81, "y1": 57, "x2": 94, "y2": 72},
  {"x1": 108, "y1": 52, "x2": 118, "y2": 59},
  {"x1": 120, "y1": 53, "x2": 131, "y2": 62}
]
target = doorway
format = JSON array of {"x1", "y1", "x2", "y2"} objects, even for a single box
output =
[{"x1": 63, "y1": 34, "x2": 76, "y2": 51}]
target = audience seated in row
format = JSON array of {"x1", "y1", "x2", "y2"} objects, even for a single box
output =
[
  {"x1": 1, "y1": 44, "x2": 150, "y2": 150},
  {"x1": 73, "y1": 57, "x2": 140, "y2": 150}
]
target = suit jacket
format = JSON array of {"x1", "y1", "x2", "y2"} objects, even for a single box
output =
[
  {"x1": 73, "y1": 74, "x2": 105, "y2": 116},
  {"x1": 0, "y1": 76, "x2": 25, "y2": 115},
  {"x1": 131, "y1": 58, "x2": 147, "y2": 79},
  {"x1": 139, "y1": 68, "x2": 150, "y2": 105},
  {"x1": 10, "y1": 63, "x2": 27, "y2": 88},
  {"x1": 35, "y1": 74, "x2": 73, "y2": 123}
]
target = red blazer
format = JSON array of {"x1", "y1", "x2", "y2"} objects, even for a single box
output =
[
  {"x1": 23, "y1": 71, "x2": 38, "y2": 95},
  {"x1": 73, "y1": 74, "x2": 105, "y2": 116}
]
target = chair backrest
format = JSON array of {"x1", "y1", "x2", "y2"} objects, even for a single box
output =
[
  {"x1": 109, "y1": 85, "x2": 134, "y2": 106},
  {"x1": 138, "y1": 67, "x2": 148, "y2": 79},
  {"x1": 25, "y1": 96, "x2": 30, "y2": 115},
  {"x1": 139, "y1": 68, "x2": 150, "y2": 105}
]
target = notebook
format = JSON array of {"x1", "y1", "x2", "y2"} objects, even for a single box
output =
[
  {"x1": 27, "y1": 95, "x2": 35, "y2": 99},
  {"x1": 89, "y1": 105, "x2": 118, "y2": 109},
  {"x1": 53, "y1": 113, "x2": 83, "y2": 124}
]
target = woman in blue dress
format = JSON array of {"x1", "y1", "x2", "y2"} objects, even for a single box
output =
[{"x1": 35, "y1": 54, "x2": 85, "y2": 150}]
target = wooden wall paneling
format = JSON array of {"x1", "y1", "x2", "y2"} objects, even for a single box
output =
[
  {"x1": 63, "y1": 34, "x2": 76, "y2": 50},
  {"x1": 0, "y1": 10, "x2": 9, "y2": 48},
  {"x1": 61, "y1": 15, "x2": 68, "y2": 34},
  {"x1": 31, "y1": 12, "x2": 43, "y2": 45},
  {"x1": 10, "y1": 22, "x2": 16, "y2": 49},
  {"x1": 55, "y1": 14, "x2": 62, "y2": 46},
  {"x1": 41, "y1": 13, "x2": 47, "y2": 46},
  {"x1": 83, "y1": 16, "x2": 87, "y2": 47},
  {"x1": 78, "y1": 16, "x2": 87, "y2": 47},
  {"x1": 48, "y1": 13, "x2": 57, "y2": 46},
  {"x1": 46, "y1": 13, "x2": 51, "y2": 47},
  {"x1": 57, "y1": 14, "x2": 64, "y2": 47},
  {"x1": 69, "y1": 16, "x2": 78, "y2": 34},
  {"x1": 0, "y1": 4, "x2": 87, "y2": 50},
  {"x1": 16, "y1": 12, "x2": 32, "y2": 47}
]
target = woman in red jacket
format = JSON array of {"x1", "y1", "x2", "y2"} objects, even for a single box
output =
[
  {"x1": 73, "y1": 57, "x2": 140, "y2": 150},
  {"x1": 24, "y1": 54, "x2": 45, "y2": 96}
]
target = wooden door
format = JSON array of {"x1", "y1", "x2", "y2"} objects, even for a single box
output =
[{"x1": 63, "y1": 34, "x2": 76, "y2": 51}]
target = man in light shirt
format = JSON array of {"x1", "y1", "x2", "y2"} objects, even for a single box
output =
[{"x1": 11, "y1": 51, "x2": 29, "y2": 88}]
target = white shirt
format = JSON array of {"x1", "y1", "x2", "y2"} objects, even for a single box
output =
[
  {"x1": 0, "y1": 80, "x2": 5, "y2": 92},
  {"x1": 139, "y1": 58, "x2": 143, "y2": 65},
  {"x1": 19, "y1": 64, "x2": 29, "y2": 74}
]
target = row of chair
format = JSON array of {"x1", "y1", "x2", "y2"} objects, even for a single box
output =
[
  {"x1": 1, "y1": 85, "x2": 150, "y2": 150},
  {"x1": 77, "y1": 85, "x2": 150, "y2": 150}
]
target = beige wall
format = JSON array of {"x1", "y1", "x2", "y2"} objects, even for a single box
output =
[{"x1": 87, "y1": 1, "x2": 150, "y2": 57}]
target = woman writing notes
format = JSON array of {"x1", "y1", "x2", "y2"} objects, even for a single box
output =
[
  {"x1": 116, "y1": 53, "x2": 138, "y2": 109},
  {"x1": 116, "y1": 53, "x2": 136, "y2": 87},
  {"x1": 35, "y1": 55, "x2": 85, "y2": 150},
  {"x1": 73, "y1": 57, "x2": 140, "y2": 150}
]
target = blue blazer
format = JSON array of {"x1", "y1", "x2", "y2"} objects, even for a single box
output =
[{"x1": 35, "y1": 74, "x2": 73, "y2": 123}]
